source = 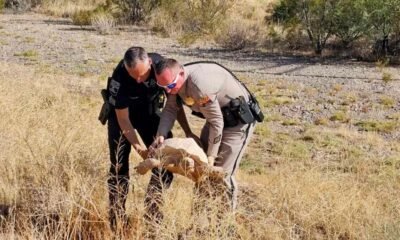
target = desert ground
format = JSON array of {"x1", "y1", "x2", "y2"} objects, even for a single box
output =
[{"x1": 0, "y1": 13, "x2": 399, "y2": 239}]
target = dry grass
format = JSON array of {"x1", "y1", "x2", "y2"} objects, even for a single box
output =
[
  {"x1": 91, "y1": 12, "x2": 115, "y2": 35},
  {"x1": 214, "y1": 0, "x2": 276, "y2": 49},
  {"x1": 39, "y1": 0, "x2": 106, "y2": 17},
  {"x1": 0, "y1": 60, "x2": 400, "y2": 239}
]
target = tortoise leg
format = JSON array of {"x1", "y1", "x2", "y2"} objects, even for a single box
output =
[
  {"x1": 135, "y1": 158, "x2": 160, "y2": 175},
  {"x1": 180, "y1": 157, "x2": 195, "y2": 173},
  {"x1": 161, "y1": 156, "x2": 196, "y2": 179}
]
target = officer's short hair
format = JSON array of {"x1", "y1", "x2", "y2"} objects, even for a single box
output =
[
  {"x1": 123, "y1": 46, "x2": 148, "y2": 68},
  {"x1": 154, "y1": 58, "x2": 181, "y2": 75}
]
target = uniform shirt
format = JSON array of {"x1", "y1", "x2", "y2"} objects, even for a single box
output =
[
  {"x1": 158, "y1": 63, "x2": 251, "y2": 157},
  {"x1": 107, "y1": 53, "x2": 164, "y2": 126}
]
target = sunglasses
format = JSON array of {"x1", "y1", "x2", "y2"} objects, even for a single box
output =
[{"x1": 157, "y1": 72, "x2": 179, "y2": 89}]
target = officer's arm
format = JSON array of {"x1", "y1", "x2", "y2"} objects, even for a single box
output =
[
  {"x1": 176, "y1": 105, "x2": 193, "y2": 136},
  {"x1": 115, "y1": 108, "x2": 147, "y2": 157},
  {"x1": 176, "y1": 105, "x2": 203, "y2": 147},
  {"x1": 199, "y1": 100, "x2": 224, "y2": 158},
  {"x1": 157, "y1": 94, "x2": 180, "y2": 137}
]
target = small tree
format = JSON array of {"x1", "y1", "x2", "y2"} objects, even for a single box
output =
[
  {"x1": 273, "y1": 0, "x2": 339, "y2": 55},
  {"x1": 364, "y1": 0, "x2": 400, "y2": 57},
  {"x1": 332, "y1": 0, "x2": 369, "y2": 47}
]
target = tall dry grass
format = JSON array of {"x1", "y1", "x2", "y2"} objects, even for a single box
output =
[
  {"x1": 0, "y1": 61, "x2": 399, "y2": 239},
  {"x1": 39, "y1": 0, "x2": 106, "y2": 17}
]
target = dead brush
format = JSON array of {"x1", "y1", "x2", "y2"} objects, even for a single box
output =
[
  {"x1": 39, "y1": 0, "x2": 106, "y2": 17},
  {"x1": 91, "y1": 13, "x2": 115, "y2": 35}
]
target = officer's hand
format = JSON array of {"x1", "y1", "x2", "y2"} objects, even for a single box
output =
[
  {"x1": 186, "y1": 132, "x2": 203, "y2": 148},
  {"x1": 134, "y1": 158, "x2": 160, "y2": 175},
  {"x1": 149, "y1": 136, "x2": 164, "y2": 156},
  {"x1": 207, "y1": 156, "x2": 215, "y2": 166},
  {"x1": 133, "y1": 144, "x2": 148, "y2": 159},
  {"x1": 138, "y1": 148, "x2": 149, "y2": 159},
  {"x1": 152, "y1": 135, "x2": 165, "y2": 148}
]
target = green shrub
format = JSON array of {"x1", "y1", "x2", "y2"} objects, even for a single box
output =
[
  {"x1": 382, "y1": 72, "x2": 393, "y2": 83},
  {"x1": 330, "y1": 111, "x2": 349, "y2": 122},
  {"x1": 355, "y1": 120, "x2": 399, "y2": 133},
  {"x1": 331, "y1": 0, "x2": 369, "y2": 47},
  {"x1": 282, "y1": 119, "x2": 299, "y2": 126},
  {"x1": 0, "y1": 0, "x2": 4, "y2": 10},
  {"x1": 365, "y1": 0, "x2": 400, "y2": 57},
  {"x1": 271, "y1": 0, "x2": 400, "y2": 56},
  {"x1": 380, "y1": 96, "x2": 395, "y2": 108},
  {"x1": 272, "y1": 0, "x2": 339, "y2": 55},
  {"x1": 14, "y1": 50, "x2": 38, "y2": 58}
]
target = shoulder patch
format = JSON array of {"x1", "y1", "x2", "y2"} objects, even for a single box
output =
[
  {"x1": 213, "y1": 134, "x2": 222, "y2": 144},
  {"x1": 109, "y1": 79, "x2": 120, "y2": 96}
]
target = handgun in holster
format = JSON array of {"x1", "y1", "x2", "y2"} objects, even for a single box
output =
[{"x1": 98, "y1": 89, "x2": 111, "y2": 125}]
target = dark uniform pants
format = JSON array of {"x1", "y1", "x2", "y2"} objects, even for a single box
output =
[{"x1": 107, "y1": 114, "x2": 173, "y2": 229}]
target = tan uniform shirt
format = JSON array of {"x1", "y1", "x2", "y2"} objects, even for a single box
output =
[{"x1": 157, "y1": 63, "x2": 250, "y2": 158}]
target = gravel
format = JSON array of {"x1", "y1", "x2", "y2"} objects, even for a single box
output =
[{"x1": 1, "y1": 12, "x2": 399, "y2": 140}]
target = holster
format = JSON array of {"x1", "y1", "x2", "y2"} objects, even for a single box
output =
[
  {"x1": 222, "y1": 96, "x2": 255, "y2": 128},
  {"x1": 249, "y1": 98, "x2": 264, "y2": 122},
  {"x1": 98, "y1": 89, "x2": 111, "y2": 125}
]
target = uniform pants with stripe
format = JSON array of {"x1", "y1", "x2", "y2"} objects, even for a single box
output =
[{"x1": 199, "y1": 121, "x2": 256, "y2": 210}]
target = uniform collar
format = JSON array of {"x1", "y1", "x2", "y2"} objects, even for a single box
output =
[
  {"x1": 179, "y1": 67, "x2": 190, "y2": 95},
  {"x1": 142, "y1": 65, "x2": 157, "y2": 88}
]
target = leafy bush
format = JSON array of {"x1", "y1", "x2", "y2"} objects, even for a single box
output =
[
  {"x1": 0, "y1": 0, "x2": 4, "y2": 10},
  {"x1": 365, "y1": 0, "x2": 400, "y2": 57},
  {"x1": 355, "y1": 120, "x2": 399, "y2": 133},
  {"x1": 272, "y1": 0, "x2": 400, "y2": 57},
  {"x1": 331, "y1": 0, "x2": 369, "y2": 47},
  {"x1": 272, "y1": 0, "x2": 339, "y2": 55}
]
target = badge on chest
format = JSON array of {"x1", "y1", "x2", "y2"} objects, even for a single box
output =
[{"x1": 183, "y1": 96, "x2": 195, "y2": 106}]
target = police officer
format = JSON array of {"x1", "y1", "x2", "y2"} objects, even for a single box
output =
[
  {"x1": 151, "y1": 59, "x2": 262, "y2": 210},
  {"x1": 103, "y1": 47, "x2": 196, "y2": 230}
]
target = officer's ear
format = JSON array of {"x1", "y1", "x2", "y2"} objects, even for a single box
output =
[{"x1": 148, "y1": 58, "x2": 153, "y2": 65}]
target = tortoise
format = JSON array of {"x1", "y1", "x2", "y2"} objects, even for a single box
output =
[{"x1": 135, "y1": 138, "x2": 224, "y2": 182}]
